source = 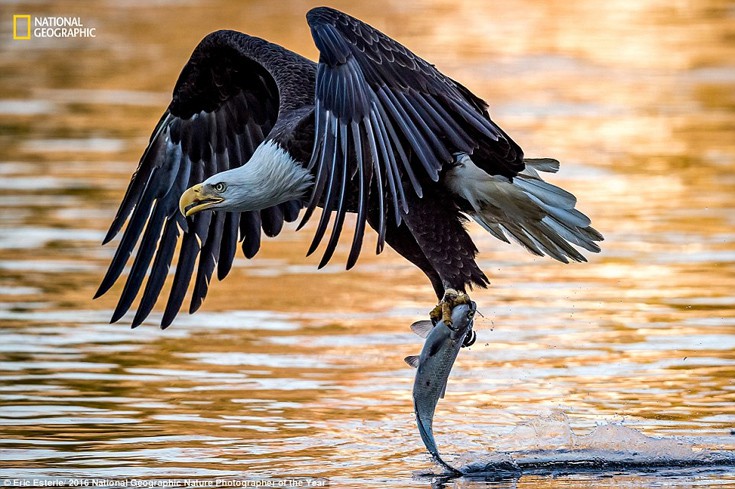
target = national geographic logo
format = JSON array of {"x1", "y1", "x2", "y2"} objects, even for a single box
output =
[
  {"x1": 12, "y1": 15, "x2": 31, "y2": 39},
  {"x1": 12, "y1": 15, "x2": 96, "y2": 40}
]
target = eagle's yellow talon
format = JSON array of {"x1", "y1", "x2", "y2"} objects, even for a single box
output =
[
  {"x1": 429, "y1": 304, "x2": 443, "y2": 324},
  {"x1": 442, "y1": 301, "x2": 453, "y2": 327},
  {"x1": 430, "y1": 288, "x2": 471, "y2": 329}
]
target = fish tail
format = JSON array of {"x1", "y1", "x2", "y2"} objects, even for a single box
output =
[
  {"x1": 416, "y1": 414, "x2": 436, "y2": 457},
  {"x1": 415, "y1": 403, "x2": 461, "y2": 475},
  {"x1": 433, "y1": 454, "x2": 462, "y2": 476}
]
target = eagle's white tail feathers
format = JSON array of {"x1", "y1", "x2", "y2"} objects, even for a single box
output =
[{"x1": 446, "y1": 155, "x2": 602, "y2": 263}]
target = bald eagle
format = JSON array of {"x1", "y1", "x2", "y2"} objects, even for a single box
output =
[{"x1": 96, "y1": 7, "x2": 602, "y2": 328}]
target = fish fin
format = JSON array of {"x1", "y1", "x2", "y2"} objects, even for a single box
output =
[
  {"x1": 410, "y1": 320, "x2": 433, "y2": 338},
  {"x1": 404, "y1": 355, "x2": 420, "y2": 368}
]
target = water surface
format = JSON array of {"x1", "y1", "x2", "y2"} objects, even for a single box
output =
[{"x1": 1, "y1": 0, "x2": 734, "y2": 487}]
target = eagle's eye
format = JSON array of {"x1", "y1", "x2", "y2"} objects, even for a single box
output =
[{"x1": 213, "y1": 182, "x2": 227, "y2": 193}]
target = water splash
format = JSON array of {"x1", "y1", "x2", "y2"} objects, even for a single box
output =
[{"x1": 441, "y1": 411, "x2": 735, "y2": 478}]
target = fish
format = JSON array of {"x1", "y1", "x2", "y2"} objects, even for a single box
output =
[{"x1": 405, "y1": 301, "x2": 477, "y2": 475}]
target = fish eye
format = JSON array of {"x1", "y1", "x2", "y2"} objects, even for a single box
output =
[{"x1": 213, "y1": 182, "x2": 227, "y2": 193}]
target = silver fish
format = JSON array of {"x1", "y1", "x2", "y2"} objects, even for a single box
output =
[{"x1": 405, "y1": 302, "x2": 476, "y2": 474}]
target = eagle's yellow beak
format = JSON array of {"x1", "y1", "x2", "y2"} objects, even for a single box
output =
[{"x1": 179, "y1": 183, "x2": 224, "y2": 217}]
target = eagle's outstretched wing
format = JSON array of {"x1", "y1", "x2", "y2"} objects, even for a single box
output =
[
  {"x1": 96, "y1": 31, "x2": 307, "y2": 328},
  {"x1": 302, "y1": 7, "x2": 524, "y2": 269}
]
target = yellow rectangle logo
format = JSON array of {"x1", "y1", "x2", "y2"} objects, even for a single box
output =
[{"x1": 13, "y1": 15, "x2": 31, "y2": 40}]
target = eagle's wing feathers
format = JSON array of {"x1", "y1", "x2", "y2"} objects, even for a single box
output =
[
  {"x1": 303, "y1": 7, "x2": 523, "y2": 268},
  {"x1": 97, "y1": 31, "x2": 299, "y2": 328}
]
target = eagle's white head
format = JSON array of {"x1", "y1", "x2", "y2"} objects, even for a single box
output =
[{"x1": 179, "y1": 140, "x2": 313, "y2": 217}]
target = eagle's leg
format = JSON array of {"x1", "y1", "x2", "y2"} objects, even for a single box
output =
[
  {"x1": 367, "y1": 189, "x2": 485, "y2": 348},
  {"x1": 429, "y1": 288, "x2": 471, "y2": 329},
  {"x1": 429, "y1": 289, "x2": 477, "y2": 348}
]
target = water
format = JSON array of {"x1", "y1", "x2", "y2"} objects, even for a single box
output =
[{"x1": 1, "y1": 0, "x2": 734, "y2": 487}]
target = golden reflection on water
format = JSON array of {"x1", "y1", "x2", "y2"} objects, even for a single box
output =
[{"x1": 1, "y1": 0, "x2": 734, "y2": 487}]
